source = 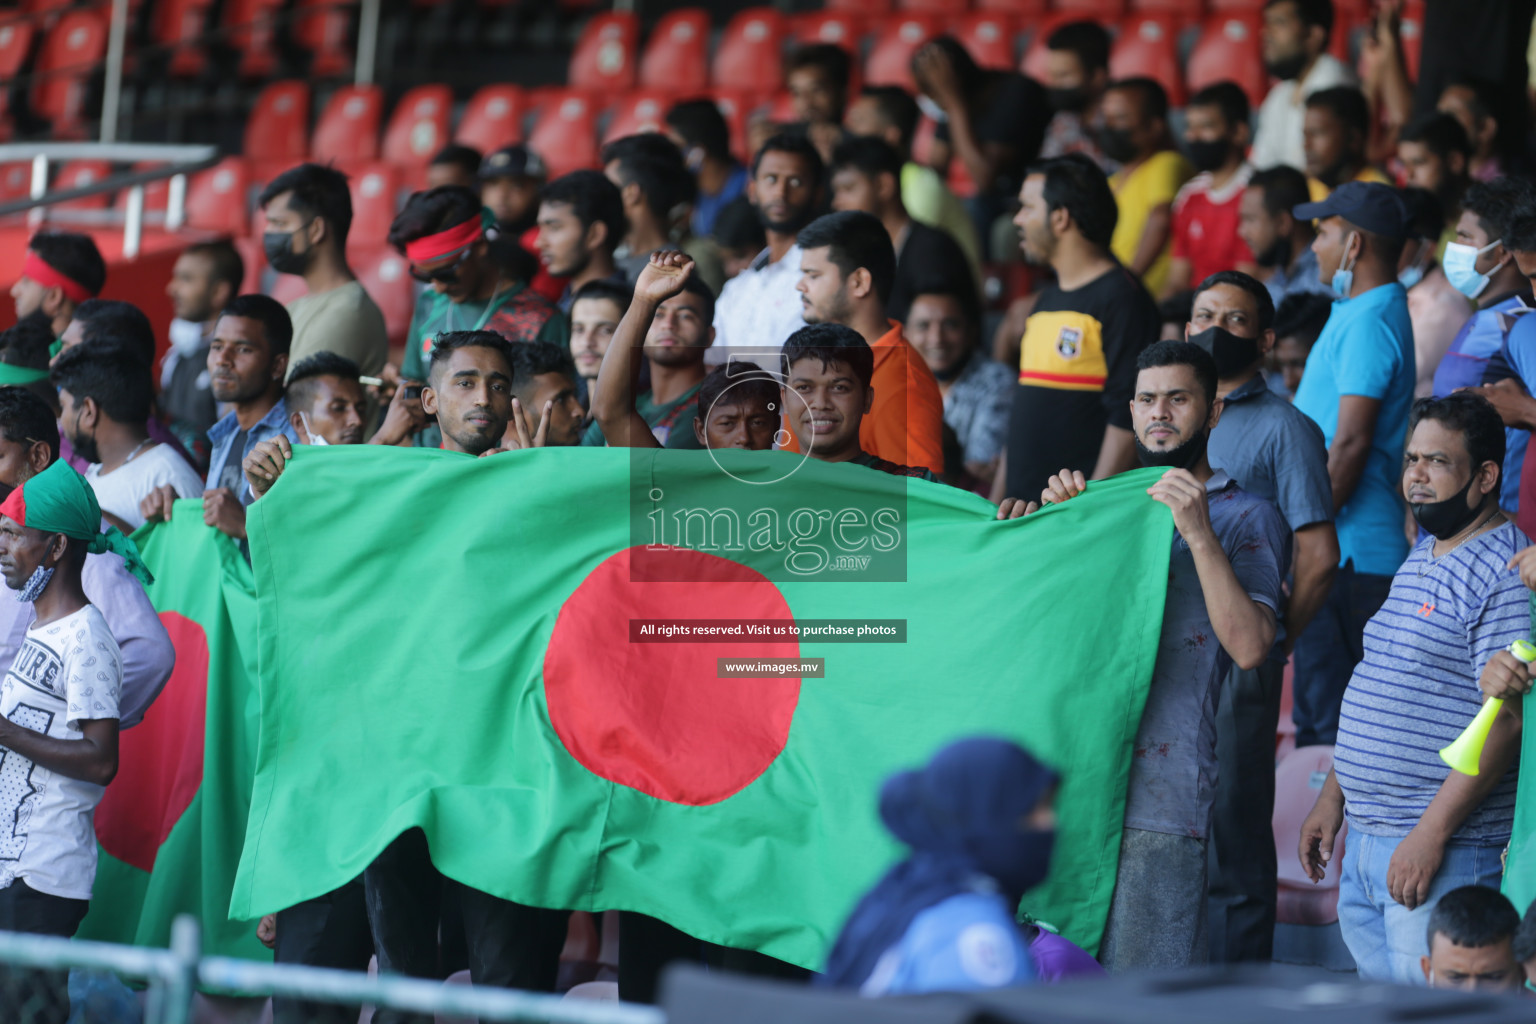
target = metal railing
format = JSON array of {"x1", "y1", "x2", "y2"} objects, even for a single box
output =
[
  {"x1": 0, "y1": 916, "x2": 664, "y2": 1024},
  {"x1": 0, "y1": 142, "x2": 221, "y2": 256}
]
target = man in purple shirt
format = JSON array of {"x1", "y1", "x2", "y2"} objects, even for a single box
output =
[{"x1": 0, "y1": 388, "x2": 172, "y2": 726}]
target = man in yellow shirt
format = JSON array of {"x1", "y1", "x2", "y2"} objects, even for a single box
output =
[
  {"x1": 1101, "y1": 78, "x2": 1193, "y2": 298},
  {"x1": 1303, "y1": 86, "x2": 1392, "y2": 202}
]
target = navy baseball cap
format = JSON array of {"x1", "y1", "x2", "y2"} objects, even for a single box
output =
[
  {"x1": 1292, "y1": 181, "x2": 1409, "y2": 238},
  {"x1": 479, "y1": 145, "x2": 546, "y2": 182}
]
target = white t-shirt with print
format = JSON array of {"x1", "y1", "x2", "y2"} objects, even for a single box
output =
[
  {"x1": 85, "y1": 443, "x2": 205, "y2": 531},
  {"x1": 0, "y1": 604, "x2": 121, "y2": 900}
]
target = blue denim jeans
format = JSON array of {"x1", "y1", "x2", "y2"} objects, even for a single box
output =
[
  {"x1": 1290, "y1": 560, "x2": 1393, "y2": 747},
  {"x1": 1337, "y1": 829, "x2": 1505, "y2": 983}
]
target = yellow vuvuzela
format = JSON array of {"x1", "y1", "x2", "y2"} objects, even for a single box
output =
[{"x1": 1439, "y1": 639, "x2": 1536, "y2": 776}]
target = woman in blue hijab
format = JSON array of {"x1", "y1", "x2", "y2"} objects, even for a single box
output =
[{"x1": 821, "y1": 736, "x2": 1060, "y2": 995}]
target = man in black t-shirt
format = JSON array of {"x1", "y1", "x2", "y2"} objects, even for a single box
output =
[
  {"x1": 1002, "y1": 154, "x2": 1159, "y2": 502},
  {"x1": 828, "y1": 136, "x2": 978, "y2": 325}
]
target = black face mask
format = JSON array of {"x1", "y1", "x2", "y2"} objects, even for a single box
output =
[
  {"x1": 1264, "y1": 51, "x2": 1309, "y2": 81},
  {"x1": 1186, "y1": 138, "x2": 1232, "y2": 173},
  {"x1": 1097, "y1": 128, "x2": 1139, "y2": 165},
  {"x1": 1189, "y1": 326, "x2": 1262, "y2": 378},
  {"x1": 1410, "y1": 476, "x2": 1487, "y2": 540},
  {"x1": 1254, "y1": 236, "x2": 1291, "y2": 270},
  {"x1": 1135, "y1": 428, "x2": 1209, "y2": 471},
  {"x1": 263, "y1": 223, "x2": 314, "y2": 275},
  {"x1": 1047, "y1": 86, "x2": 1091, "y2": 114}
]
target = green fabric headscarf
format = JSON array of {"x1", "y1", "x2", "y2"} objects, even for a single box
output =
[{"x1": 0, "y1": 459, "x2": 154, "y2": 587}]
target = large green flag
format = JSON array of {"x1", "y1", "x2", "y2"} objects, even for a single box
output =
[
  {"x1": 75, "y1": 504, "x2": 268, "y2": 960},
  {"x1": 231, "y1": 447, "x2": 1174, "y2": 969}
]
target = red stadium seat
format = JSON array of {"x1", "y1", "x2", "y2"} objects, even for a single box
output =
[
  {"x1": 825, "y1": 0, "x2": 889, "y2": 11},
  {"x1": 345, "y1": 162, "x2": 401, "y2": 251},
  {"x1": 1110, "y1": 14, "x2": 1184, "y2": 106},
  {"x1": 268, "y1": 269, "x2": 307, "y2": 305},
  {"x1": 1398, "y1": 0, "x2": 1423, "y2": 80},
  {"x1": 244, "y1": 80, "x2": 311, "y2": 177},
  {"x1": 294, "y1": 0, "x2": 354, "y2": 77},
  {"x1": 865, "y1": 15, "x2": 938, "y2": 89},
  {"x1": 710, "y1": 90, "x2": 757, "y2": 164},
  {"x1": 1187, "y1": 14, "x2": 1267, "y2": 108},
  {"x1": 528, "y1": 92, "x2": 599, "y2": 178},
  {"x1": 957, "y1": 13, "x2": 1017, "y2": 70},
  {"x1": 1022, "y1": 14, "x2": 1083, "y2": 82},
  {"x1": 382, "y1": 85, "x2": 452, "y2": 185},
  {"x1": 53, "y1": 159, "x2": 111, "y2": 211},
  {"x1": 0, "y1": 162, "x2": 31, "y2": 204},
  {"x1": 154, "y1": 0, "x2": 215, "y2": 76},
  {"x1": 1051, "y1": 0, "x2": 1125, "y2": 17},
  {"x1": 353, "y1": 246, "x2": 415, "y2": 349},
  {"x1": 31, "y1": 10, "x2": 107, "y2": 138},
  {"x1": 1273, "y1": 745, "x2": 1347, "y2": 925},
  {"x1": 186, "y1": 156, "x2": 252, "y2": 236},
  {"x1": 224, "y1": 0, "x2": 286, "y2": 78},
  {"x1": 766, "y1": 91, "x2": 795, "y2": 123},
  {"x1": 638, "y1": 8, "x2": 709, "y2": 94},
  {"x1": 569, "y1": 11, "x2": 638, "y2": 94},
  {"x1": 711, "y1": 7, "x2": 787, "y2": 94},
  {"x1": 976, "y1": 0, "x2": 1045, "y2": 11},
  {"x1": 1128, "y1": 0, "x2": 1204, "y2": 26},
  {"x1": 112, "y1": 162, "x2": 171, "y2": 215},
  {"x1": 897, "y1": 0, "x2": 958, "y2": 10},
  {"x1": 791, "y1": 10, "x2": 862, "y2": 50},
  {"x1": 603, "y1": 92, "x2": 670, "y2": 145},
  {"x1": 456, "y1": 85, "x2": 526, "y2": 153},
  {"x1": 312, "y1": 84, "x2": 383, "y2": 167}
]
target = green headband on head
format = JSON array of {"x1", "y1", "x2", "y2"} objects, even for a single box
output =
[{"x1": 0, "y1": 459, "x2": 153, "y2": 587}]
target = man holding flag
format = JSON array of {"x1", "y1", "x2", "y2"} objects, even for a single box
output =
[{"x1": 0, "y1": 458, "x2": 145, "y2": 1023}]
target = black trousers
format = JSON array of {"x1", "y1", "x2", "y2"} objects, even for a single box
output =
[
  {"x1": 0, "y1": 880, "x2": 88, "y2": 1024},
  {"x1": 362, "y1": 829, "x2": 569, "y2": 1024},
  {"x1": 617, "y1": 912, "x2": 812, "y2": 1004},
  {"x1": 274, "y1": 878, "x2": 376, "y2": 1024}
]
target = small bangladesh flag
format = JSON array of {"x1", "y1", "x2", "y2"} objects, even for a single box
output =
[
  {"x1": 231, "y1": 447, "x2": 1174, "y2": 968},
  {"x1": 75, "y1": 503, "x2": 268, "y2": 960}
]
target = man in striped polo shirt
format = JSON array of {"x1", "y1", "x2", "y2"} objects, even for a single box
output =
[{"x1": 1299, "y1": 392, "x2": 1528, "y2": 984}]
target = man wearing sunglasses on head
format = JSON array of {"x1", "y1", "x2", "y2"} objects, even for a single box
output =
[{"x1": 391, "y1": 186, "x2": 569, "y2": 394}]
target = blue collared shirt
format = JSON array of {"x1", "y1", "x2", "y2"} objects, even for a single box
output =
[
  {"x1": 1263, "y1": 246, "x2": 1329, "y2": 307},
  {"x1": 205, "y1": 399, "x2": 299, "y2": 503}
]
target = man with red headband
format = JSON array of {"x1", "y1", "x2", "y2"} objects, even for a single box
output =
[
  {"x1": 11, "y1": 233, "x2": 106, "y2": 343},
  {"x1": 0, "y1": 458, "x2": 142, "y2": 1024}
]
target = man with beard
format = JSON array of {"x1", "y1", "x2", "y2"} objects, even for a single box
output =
[
  {"x1": 586, "y1": 253, "x2": 714, "y2": 449},
  {"x1": 1289, "y1": 182, "x2": 1415, "y2": 750},
  {"x1": 51, "y1": 344, "x2": 203, "y2": 532},
  {"x1": 1164, "y1": 83, "x2": 1259, "y2": 299},
  {"x1": 10, "y1": 232, "x2": 105, "y2": 343},
  {"x1": 710, "y1": 134, "x2": 822, "y2": 365},
  {"x1": 508, "y1": 342, "x2": 584, "y2": 448},
  {"x1": 1251, "y1": 0, "x2": 1356, "y2": 173},
  {"x1": 162, "y1": 241, "x2": 242, "y2": 466},
  {"x1": 534, "y1": 170, "x2": 626, "y2": 313},
  {"x1": 259, "y1": 163, "x2": 389, "y2": 378},
  {"x1": 139, "y1": 295, "x2": 297, "y2": 540},
  {"x1": 1000, "y1": 340, "x2": 1287, "y2": 970},
  {"x1": 907, "y1": 282, "x2": 1011, "y2": 489},
  {"x1": 1186, "y1": 270, "x2": 1337, "y2": 963},
  {"x1": 1239, "y1": 166, "x2": 1332, "y2": 306},
  {"x1": 1001, "y1": 154, "x2": 1160, "y2": 504},
  {"x1": 1302, "y1": 87, "x2": 1392, "y2": 202},
  {"x1": 1398, "y1": 113, "x2": 1472, "y2": 253}
]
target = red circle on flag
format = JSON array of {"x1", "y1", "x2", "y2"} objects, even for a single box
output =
[
  {"x1": 544, "y1": 547, "x2": 802, "y2": 806},
  {"x1": 95, "y1": 611, "x2": 208, "y2": 872}
]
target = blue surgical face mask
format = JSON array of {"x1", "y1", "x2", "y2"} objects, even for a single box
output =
[
  {"x1": 1332, "y1": 231, "x2": 1359, "y2": 299},
  {"x1": 1443, "y1": 238, "x2": 1502, "y2": 299},
  {"x1": 1398, "y1": 243, "x2": 1430, "y2": 289}
]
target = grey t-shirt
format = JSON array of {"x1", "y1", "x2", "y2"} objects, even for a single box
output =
[
  {"x1": 1209, "y1": 373, "x2": 1332, "y2": 654},
  {"x1": 1123, "y1": 472, "x2": 1289, "y2": 839},
  {"x1": 286, "y1": 280, "x2": 389, "y2": 378}
]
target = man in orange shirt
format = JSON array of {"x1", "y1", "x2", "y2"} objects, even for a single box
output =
[{"x1": 788, "y1": 211, "x2": 945, "y2": 475}]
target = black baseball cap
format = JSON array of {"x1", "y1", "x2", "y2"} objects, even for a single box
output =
[
  {"x1": 1292, "y1": 181, "x2": 1408, "y2": 238},
  {"x1": 479, "y1": 145, "x2": 547, "y2": 182}
]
